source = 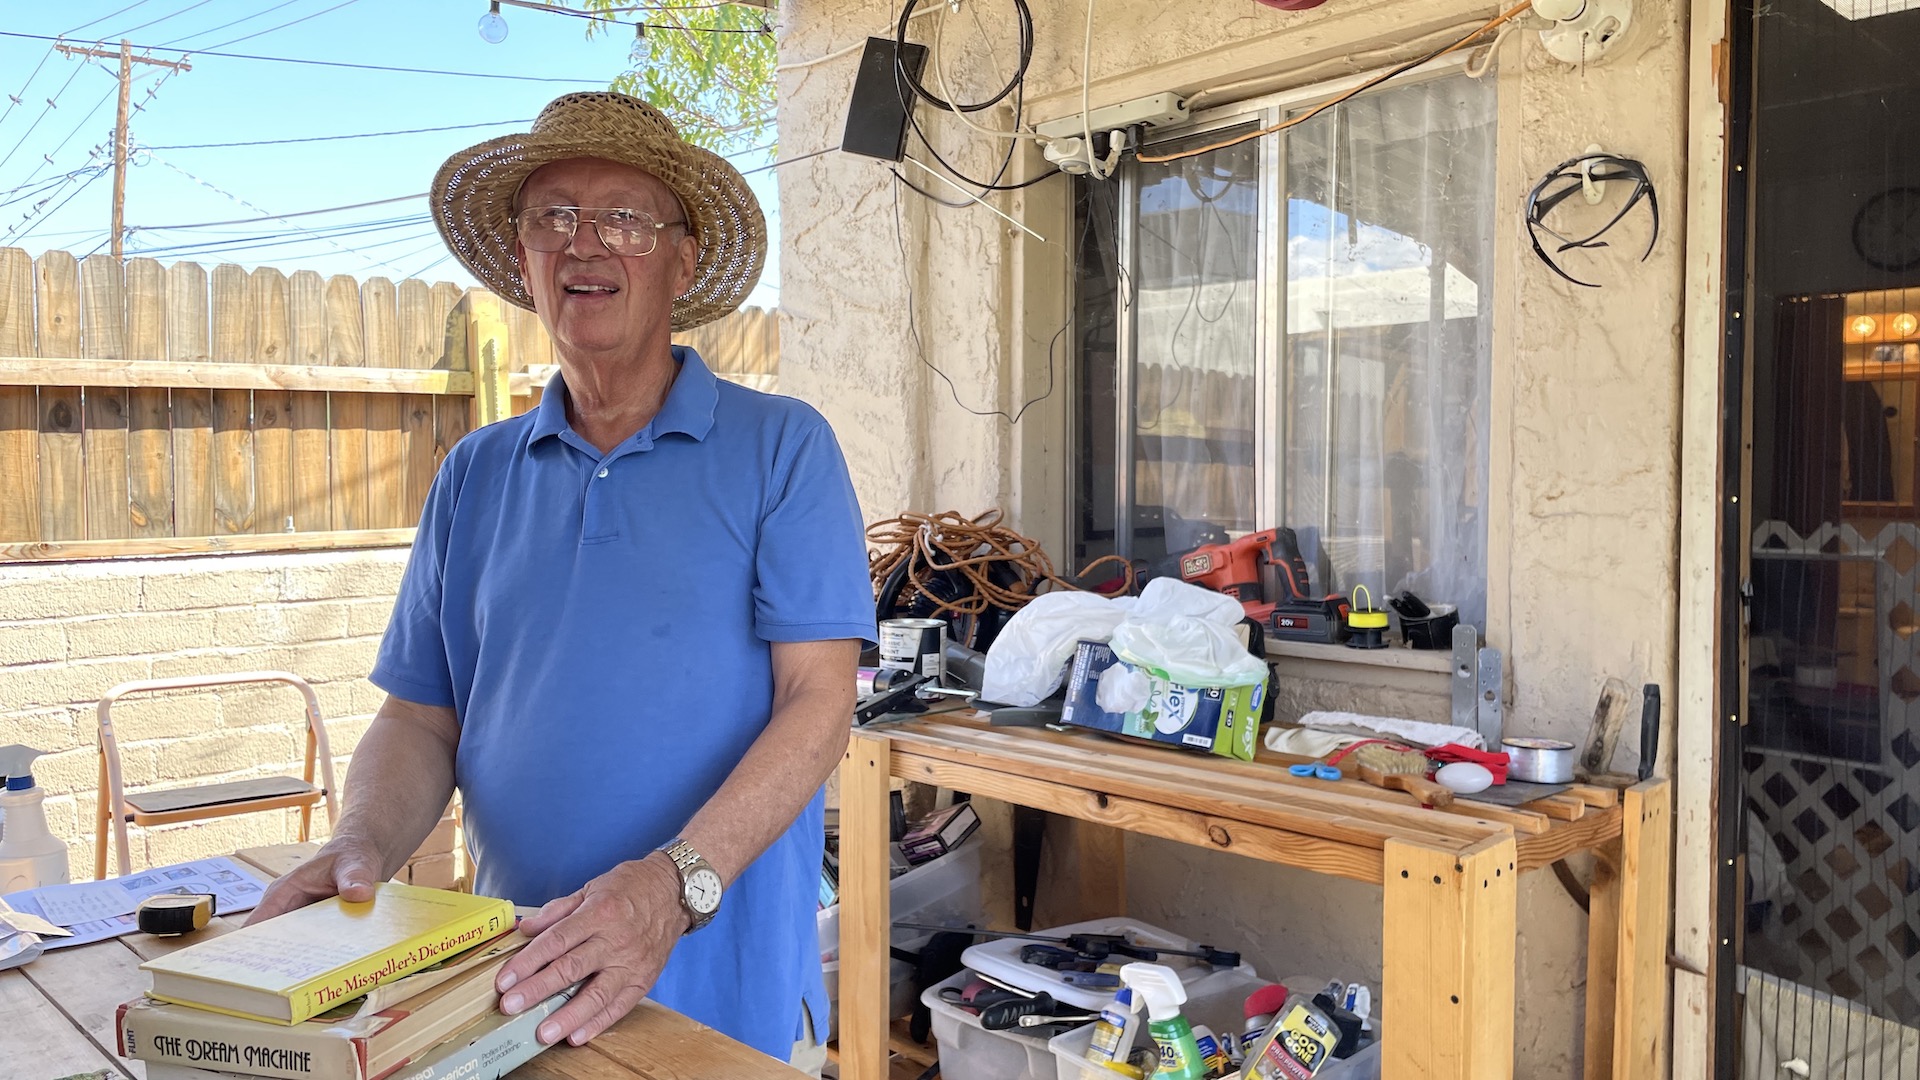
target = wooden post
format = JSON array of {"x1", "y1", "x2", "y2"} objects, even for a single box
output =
[
  {"x1": 51, "y1": 42, "x2": 189, "y2": 258},
  {"x1": 166, "y1": 260, "x2": 214, "y2": 538},
  {"x1": 35, "y1": 250, "x2": 83, "y2": 542},
  {"x1": 124, "y1": 257, "x2": 172, "y2": 537},
  {"x1": 79, "y1": 255, "x2": 130, "y2": 539},
  {"x1": 840, "y1": 732, "x2": 892, "y2": 1080},
  {"x1": 1382, "y1": 832, "x2": 1518, "y2": 1080},
  {"x1": 1586, "y1": 779, "x2": 1671, "y2": 1080},
  {"x1": 465, "y1": 290, "x2": 511, "y2": 426}
]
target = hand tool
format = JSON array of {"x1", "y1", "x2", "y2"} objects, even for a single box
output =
[
  {"x1": 1577, "y1": 677, "x2": 1635, "y2": 778},
  {"x1": 1157, "y1": 527, "x2": 1350, "y2": 644},
  {"x1": 1638, "y1": 683, "x2": 1661, "y2": 781},
  {"x1": 894, "y1": 922, "x2": 1242, "y2": 968},
  {"x1": 853, "y1": 674, "x2": 932, "y2": 725}
]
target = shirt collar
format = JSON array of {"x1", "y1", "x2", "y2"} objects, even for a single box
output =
[{"x1": 529, "y1": 344, "x2": 719, "y2": 449}]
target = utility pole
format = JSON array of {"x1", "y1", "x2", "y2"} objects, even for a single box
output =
[{"x1": 53, "y1": 40, "x2": 190, "y2": 258}]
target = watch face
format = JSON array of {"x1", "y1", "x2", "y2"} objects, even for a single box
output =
[
  {"x1": 685, "y1": 867, "x2": 723, "y2": 915},
  {"x1": 1853, "y1": 186, "x2": 1920, "y2": 273}
]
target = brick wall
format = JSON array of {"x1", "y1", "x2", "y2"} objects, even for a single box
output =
[{"x1": 0, "y1": 548, "x2": 460, "y2": 886}]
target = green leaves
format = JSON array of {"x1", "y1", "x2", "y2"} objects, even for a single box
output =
[{"x1": 575, "y1": 0, "x2": 776, "y2": 155}]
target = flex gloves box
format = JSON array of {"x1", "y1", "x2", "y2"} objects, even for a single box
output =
[{"x1": 1059, "y1": 640, "x2": 1266, "y2": 761}]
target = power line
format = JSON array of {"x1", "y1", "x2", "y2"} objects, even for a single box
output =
[
  {"x1": 65, "y1": 1, "x2": 154, "y2": 37},
  {"x1": 0, "y1": 45, "x2": 58, "y2": 132},
  {"x1": 118, "y1": 0, "x2": 218, "y2": 38},
  {"x1": 201, "y1": 0, "x2": 362, "y2": 52},
  {"x1": 0, "y1": 30, "x2": 660, "y2": 82},
  {"x1": 0, "y1": 57, "x2": 95, "y2": 174},
  {"x1": 5, "y1": 166, "x2": 109, "y2": 245},
  {"x1": 156, "y1": 0, "x2": 302, "y2": 48},
  {"x1": 141, "y1": 192, "x2": 426, "y2": 229},
  {"x1": 142, "y1": 118, "x2": 535, "y2": 151}
]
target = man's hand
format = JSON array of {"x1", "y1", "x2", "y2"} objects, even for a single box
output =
[
  {"x1": 247, "y1": 835, "x2": 384, "y2": 924},
  {"x1": 496, "y1": 853, "x2": 690, "y2": 1046}
]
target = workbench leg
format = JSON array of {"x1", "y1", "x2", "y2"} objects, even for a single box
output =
[
  {"x1": 1585, "y1": 779, "x2": 1671, "y2": 1080},
  {"x1": 840, "y1": 732, "x2": 892, "y2": 1080},
  {"x1": 1383, "y1": 833, "x2": 1517, "y2": 1080}
]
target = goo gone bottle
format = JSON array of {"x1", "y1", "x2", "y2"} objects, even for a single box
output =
[
  {"x1": 0, "y1": 746, "x2": 70, "y2": 892},
  {"x1": 1084, "y1": 986, "x2": 1143, "y2": 1074},
  {"x1": 1117, "y1": 962, "x2": 1206, "y2": 1080}
]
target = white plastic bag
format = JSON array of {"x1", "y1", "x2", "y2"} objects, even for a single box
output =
[
  {"x1": 980, "y1": 591, "x2": 1135, "y2": 706},
  {"x1": 1107, "y1": 577, "x2": 1268, "y2": 688}
]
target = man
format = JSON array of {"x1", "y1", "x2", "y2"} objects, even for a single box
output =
[{"x1": 251, "y1": 93, "x2": 875, "y2": 1071}]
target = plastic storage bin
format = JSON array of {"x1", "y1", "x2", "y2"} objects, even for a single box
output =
[
  {"x1": 962, "y1": 916, "x2": 1258, "y2": 1012},
  {"x1": 922, "y1": 968, "x2": 1069, "y2": 1080},
  {"x1": 1048, "y1": 973, "x2": 1381, "y2": 1080},
  {"x1": 819, "y1": 837, "x2": 985, "y2": 1037}
]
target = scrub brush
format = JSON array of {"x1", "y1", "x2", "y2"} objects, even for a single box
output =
[{"x1": 1329, "y1": 741, "x2": 1453, "y2": 807}]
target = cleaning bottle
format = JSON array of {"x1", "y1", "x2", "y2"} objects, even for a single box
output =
[
  {"x1": 0, "y1": 746, "x2": 70, "y2": 893},
  {"x1": 1118, "y1": 962, "x2": 1206, "y2": 1080},
  {"x1": 1084, "y1": 985, "x2": 1143, "y2": 1073}
]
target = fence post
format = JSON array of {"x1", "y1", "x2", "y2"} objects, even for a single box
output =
[{"x1": 465, "y1": 290, "x2": 511, "y2": 426}]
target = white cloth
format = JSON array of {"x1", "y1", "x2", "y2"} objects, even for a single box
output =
[{"x1": 1294, "y1": 710, "x2": 1486, "y2": 750}]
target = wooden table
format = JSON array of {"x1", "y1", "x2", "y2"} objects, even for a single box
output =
[
  {"x1": 7, "y1": 847, "x2": 803, "y2": 1080},
  {"x1": 838, "y1": 715, "x2": 1671, "y2": 1080}
]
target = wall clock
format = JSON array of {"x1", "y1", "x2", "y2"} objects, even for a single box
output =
[{"x1": 1853, "y1": 185, "x2": 1920, "y2": 274}]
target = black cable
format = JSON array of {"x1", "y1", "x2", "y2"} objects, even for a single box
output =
[
  {"x1": 1524, "y1": 152, "x2": 1658, "y2": 288},
  {"x1": 889, "y1": 168, "x2": 971, "y2": 209},
  {"x1": 201, "y1": 0, "x2": 363, "y2": 51},
  {"x1": 895, "y1": 0, "x2": 1030, "y2": 113},
  {"x1": 888, "y1": 178, "x2": 1081, "y2": 425}
]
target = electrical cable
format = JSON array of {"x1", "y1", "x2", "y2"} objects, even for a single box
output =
[
  {"x1": 0, "y1": 31, "x2": 617, "y2": 83},
  {"x1": 118, "y1": 0, "x2": 220, "y2": 39},
  {"x1": 927, "y1": 2, "x2": 1038, "y2": 143},
  {"x1": 777, "y1": 3, "x2": 942, "y2": 72},
  {"x1": 4, "y1": 166, "x2": 108, "y2": 245},
  {"x1": 65, "y1": 0, "x2": 155, "y2": 37},
  {"x1": 890, "y1": 168, "x2": 972, "y2": 209},
  {"x1": 888, "y1": 179, "x2": 1076, "y2": 425},
  {"x1": 140, "y1": 118, "x2": 535, "y2": 151},
  {"x1": 199, "y1": 0, "x2": 364, "y2": 51},
  {"x1": 1135, "y1": 0, "x2": 1533, "y2": 165},
  {"x1": 0, "y1": 58, "x2": 93, "y2": 175},
  {"x1": 140, "y1": 193, "x2": 426, "y2": 229},
  {"x1": 156, "y1": 0, "x2": 302, "y2": 48},
  {"x1": 6, "y1": 83, "x2": 119, "y2": 195},
  {"x1": 0, "y1": 46, "x2": 58, "y2": 132},
  {"x1": 894, "y1": 0, "x2": 1029, "y2": 113}
]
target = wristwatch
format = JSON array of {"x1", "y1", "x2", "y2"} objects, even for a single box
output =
[{"x1": 658, "y1": 838, "x2": 722, "y2": 933}]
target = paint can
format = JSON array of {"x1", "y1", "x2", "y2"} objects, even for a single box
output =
[
  {"x1": 1501, "y1": 737, "x2": 1577, "y2": 784},
  {"x1": 856, "y1": 666, "x2": 918, "y2": 697},
  {"x1": 878, "y1": 618, "x2": 947, "y2": 683}
]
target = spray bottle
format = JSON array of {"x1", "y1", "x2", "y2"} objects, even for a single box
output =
[
  {"x1": 1084, "y1": 985, "x2": 1143, "y2": 1073},
  {"x1": 1118, "y1": 962, "x2": 1206, "y2": 1080},
  {"x1": 0, "y1": 746, "x2": 69, "y2": 893}
]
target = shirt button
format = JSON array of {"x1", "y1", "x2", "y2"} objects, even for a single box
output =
[{"x1": 597, "y1": 468, "x2": 609, "y2": 478}]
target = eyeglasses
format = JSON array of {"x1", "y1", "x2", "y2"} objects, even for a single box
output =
[{"x1": 514, "y1": 205, "x2": 687, "y2": 257}]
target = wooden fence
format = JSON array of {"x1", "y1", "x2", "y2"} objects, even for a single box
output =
[{"x1": 0, "y1": 247, "x2": 777, "y2": 560}]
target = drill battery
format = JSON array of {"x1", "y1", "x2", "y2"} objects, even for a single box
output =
[{"x1": 1259, "y1": 596, "x2": 1349, "y2": 644}]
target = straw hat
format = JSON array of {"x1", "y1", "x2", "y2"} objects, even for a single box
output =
[{"x1": 429, "y1": 92, "x2": 766, "y2": 332}]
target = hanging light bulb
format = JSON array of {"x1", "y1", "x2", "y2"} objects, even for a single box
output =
[
  {"x1": 478, "y1": 2, "x2": 509, "y2": 44},
  {"x1": 633, "y1": 22, "x2": 654, "y2": 68}
]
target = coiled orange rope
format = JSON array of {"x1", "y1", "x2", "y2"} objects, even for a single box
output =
[{"x1": 867, "y1": 509, "x2": 1132, "y2": 617}]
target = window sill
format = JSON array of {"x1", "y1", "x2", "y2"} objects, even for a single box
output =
[{"x1": 1264, "y1": 639, "x2": 1457, "y2": 675}]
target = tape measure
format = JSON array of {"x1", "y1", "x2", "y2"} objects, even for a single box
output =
[{"x1": 137, "y1": 893, "x2": 216, "y2": 936}]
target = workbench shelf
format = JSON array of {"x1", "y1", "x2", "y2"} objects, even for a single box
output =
[{"x1": 836, "y1": 715, "x2": 1670, "y2": 1080}]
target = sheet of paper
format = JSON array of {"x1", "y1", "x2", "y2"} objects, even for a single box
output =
[{"x1": 1, "y1": 856, "x2": 269, "y2": 949}]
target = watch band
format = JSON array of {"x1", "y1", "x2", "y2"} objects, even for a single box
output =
[{"x1": 659, "y1": 837, "x2": 720, "y2": 933}]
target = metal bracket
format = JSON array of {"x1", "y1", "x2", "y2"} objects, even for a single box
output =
[{"x1": 1477, "y1": 646, "x2": 1505, "y2": 746}]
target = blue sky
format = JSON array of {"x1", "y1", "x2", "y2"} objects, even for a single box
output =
[{"x1": 0, "y1": 1, "x2": 781, "y2": 308}]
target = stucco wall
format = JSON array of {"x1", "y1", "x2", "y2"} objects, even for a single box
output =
[
  {"x1": 779, "y1": 2, "x2": 1688, "y2": 1075},
  {"x1": 0, "y1": 549, "x2": 458, "y2": 888}
]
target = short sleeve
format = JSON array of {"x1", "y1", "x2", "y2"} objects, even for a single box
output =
[
  {"x1": 369, "y1": 463, "x2": 460, "y2": 709},
  {"x1": 753, "y1": 420, "x2": 879, "y2": 645}
]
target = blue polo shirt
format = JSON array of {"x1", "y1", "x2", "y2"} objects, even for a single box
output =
[{"x1": 370, "y1": 346, "x2": 875, "y2": 1059}]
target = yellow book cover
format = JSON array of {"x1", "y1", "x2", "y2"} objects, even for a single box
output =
[{"x1": 139, "y1": 882, "x2": 516, "y2": 1026}]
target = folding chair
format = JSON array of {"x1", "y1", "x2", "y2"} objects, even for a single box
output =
[{"x1": 95, "y1": 671, "x2": 340, "y2": 880}]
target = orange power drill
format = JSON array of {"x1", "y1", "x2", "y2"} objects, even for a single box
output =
[{"x1": 1176, "y1": 527, "x2": 1348, "y2": 643}]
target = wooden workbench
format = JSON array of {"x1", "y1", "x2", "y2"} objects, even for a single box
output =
[
  {"x1": 838, "y1": 715, "x2": 1670, "y2": 1080},
  {"x1": 7, "y1": 847, "x2": 802, "y2": 1080}
]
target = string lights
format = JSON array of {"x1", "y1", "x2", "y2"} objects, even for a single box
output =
[{"x1": 475, "y1": 0, "x2": 772, "y2": 44}]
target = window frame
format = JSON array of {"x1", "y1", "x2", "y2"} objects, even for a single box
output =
[{"x1": 1079, "y1": 57, "x2": 1490, "y2": 623}]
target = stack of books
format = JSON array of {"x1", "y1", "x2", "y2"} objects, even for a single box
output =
[{"x1": 115, "y1": 881, "x2": 576, "y2": 1080}]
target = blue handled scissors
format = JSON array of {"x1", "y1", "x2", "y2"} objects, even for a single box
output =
[{"x1": 1288, "y1": 763, "x2": 1342, "y2": 781}]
